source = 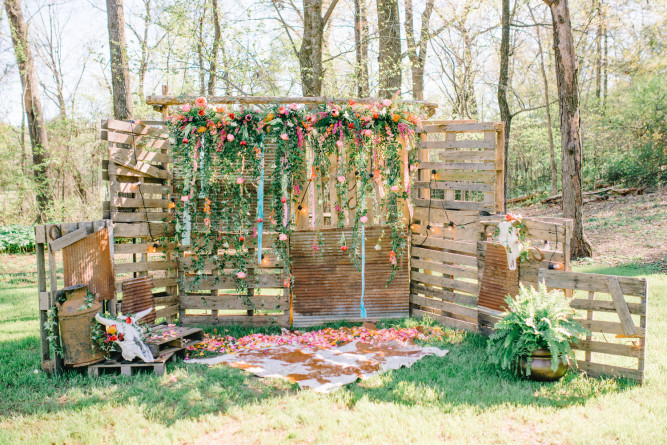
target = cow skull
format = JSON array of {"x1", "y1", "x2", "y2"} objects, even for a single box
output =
[
  {"x1": 497, "y1": 220, "x2": 522, "y2": 271},
  {"x1": 95, "y1": 308, "x2": 155, "y2": 363}
]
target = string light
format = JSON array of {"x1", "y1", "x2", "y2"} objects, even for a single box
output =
[
  {"x1": 149, "y1": 243, "x2": 158, "y2": 253},
  {"x1": 448, "y1": 221, "x2": 455, "y2": 229}
]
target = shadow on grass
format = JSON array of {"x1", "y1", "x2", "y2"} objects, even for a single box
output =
[{"x1": 340, "y1": 331, "x2": 635, "y2": 411}]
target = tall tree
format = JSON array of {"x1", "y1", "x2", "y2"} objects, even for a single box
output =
[
  {"x1": 272, "y1": 0, "x2": 339, "y2": 96},
  {"x1": 529, "y1": 5, "x2": 558, "y2": 196},
  {"x1": 377, "y1": 0, "x2": 401, "y2": 98},
  {"x1": 4, "y1": 0, "x2": 52, "y2": 221},
  {"x1": 354, "y1": 0, "x2": 369, "y2": 97},
  {"x1": 497, "y1": 0, "x2": 511, "y2": 206},
  {"x1": 208, "y1": 0, "x2": 222, "y2": 95},
  {"x1": 543, "y1": 0, "x2": 593, "y2": 258},
  {"x1": 404, "y1": 0, "x2": 435, "y2": 100},
  {"x1": 106, "y1": 0, "x2": 133, "y2": 119}
]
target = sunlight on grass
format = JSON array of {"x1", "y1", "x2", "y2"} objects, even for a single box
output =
[{"x1": 0, "y1": 256, "x2": 665, "y2": 444}]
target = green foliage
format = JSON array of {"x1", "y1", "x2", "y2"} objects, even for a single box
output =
[
  {"x1": 0, "y1": 225, "x2": 35, "y2": 253},
  {"x1": 487, "y1": 283, "x2": 589, "y2": 376}
]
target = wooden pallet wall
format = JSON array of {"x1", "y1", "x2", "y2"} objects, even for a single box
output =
[
  {"x1": 408, "y1": 120, "x2": 505, "y2": 332},
  {"x1": 101, "y1": 119, "x2": 179, "y2": 322},
  {"x1": 539, "y1": 269, "x2": 648, "y2": 384}
]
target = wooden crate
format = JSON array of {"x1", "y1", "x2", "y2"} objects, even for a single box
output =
[
  {"x1": 539, "y1": 269, "x2": 648, "y2": 384},
  {"x1": 144, "y1": 325, "x2": 204, "y2": 357}
]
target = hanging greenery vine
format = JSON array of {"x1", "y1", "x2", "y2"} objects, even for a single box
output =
[{"x1": 167, "y1": 96, "x2": 423, "y2": 299}]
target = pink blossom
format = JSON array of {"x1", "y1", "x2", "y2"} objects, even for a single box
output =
[
  {"x1": 279, "y1": 233, "x2": 288, "y2": 241},
  {"x1": 195, "y1": 97, "x2": 207, "y2": 108},
  {"x1": 237, "y1": 271, "x2": 246, "y2": 279},
  {"x1": 382, "y1": 99, "x2": 392, "y2": 107},
  {"x1": 280, "y1": 133, "x2": 289, "y2": 141},
  {"x1": 236, "y1": 177, "x2": 244, "y2": 184},
  {"x1": 360, "y1": 216, "x2": 368, "y2": 224},
  {"x1": 390, "y1": 185, "x2": 400, "y2": 192},
  {"x1": 180, "y1": 195, "x2": 189, "y2": 202},
  {"x1": 289, "y1": 103, "x2": 298, "y2": 110},
  {"x1": 337, "y1": 175, "x2": 345, "y2": 183},
  {"x1": 227, "y1": 134, "x2": 235, "y2": 142},
  {"x1": 336, "y1": 140, "x2": 344, "y2": 148},
  {"x1": 278, "y1": 106, "x2": 287, "y2": 115},
  {"x1": 363, "y1": 129, "x2": 373, "y2": 137},
  {"x1": 181, "y1": 103, "x2": 191, "y2": 112}
]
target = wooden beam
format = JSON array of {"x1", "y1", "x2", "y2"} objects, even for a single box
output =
[
  {"x1": 606, "y1": 276, "x2": 638, "y2": 336},
  {"x1": 48, "y1": 227, "x2": 88, "y2": 252}
]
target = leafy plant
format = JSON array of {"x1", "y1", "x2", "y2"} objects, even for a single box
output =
[
  {"x1": 0, "y1": 225, "x2": 35, "y2": 253},
  {"x1": 487, "y1": 283, "x2": 589, "y2": 376}
]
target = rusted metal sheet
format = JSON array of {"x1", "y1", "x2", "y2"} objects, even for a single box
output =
[
  {"x1": 121, "y1": 276, "x2": 156, "y2": 324},
  {"x1": 291, "y1": 227, "x2": 409, "y2": 324},
  {"x1": 478, "y1": 243, "x2": 519, "y2": 312},
  {"x1": 63, "y1": 227, "x2": 115, "y2": 301}
]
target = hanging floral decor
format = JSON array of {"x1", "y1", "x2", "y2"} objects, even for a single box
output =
[{"x1": 167, "y1": 96, "x2": 423, "y2": 300}]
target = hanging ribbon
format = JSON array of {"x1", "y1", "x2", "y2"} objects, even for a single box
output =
[
  {"x1": 360, "y1": 222, "x2": 367, "y2": 318},
  {"x1": 257, "y1": 134, "x2": 265, "y2": 264}
]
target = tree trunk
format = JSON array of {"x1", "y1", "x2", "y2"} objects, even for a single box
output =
[
  {"x1": 377, "y1": 0, "x2": 402, "y2": 98},
  {"x1": 498, "y1": 0, "x2": 511, "y2": 208},
  {"x1": 404, "y1": 0, "x2": 434, "y2": 101},
  {"x1": 5, "y1": 0, "x2": 52, "y2": 222},
  {"x1": 594, "y1": 0, "x2": 603, "y2": 100},
  {"x1": 196, "y1": 5, "x2": 207, "y2": 96},
  {"x1": 137, "y1": 0, "x2": 151, "y2": 102},
  {"x1": 299, "y1": 0, "x2": 324, "y2": 96},
  {"x1": 530, "y1": 5, "x2": 558, "y2": 196},
  {"x1": 208, "y1": 0, "x2": 222, "y2": 95},
  {"x1": 106, "y1": 0, "x2": 133, "y2": 120},
  {"x1": 354, "y1": 0, "x2": 370, "y2": 97},
  {"x1": 545, "y1": 0, "x2": 592, "y2": 258}
]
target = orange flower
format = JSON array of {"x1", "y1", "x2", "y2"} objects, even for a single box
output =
[
  {"x1": 392, "y1": 113, "x2": 401, "y2": 122},
  {"x1": 106, "y1": 324, "x2": 117, "y2": 335},
  {"x1": 195, "y1": 97, "x2": 207, "y2": 108},
  {"x1": 264, "y1": 113, "x2": 274, "y2": 122},
  {"x1": 197, "y1": 126, "x2": 206, "y2": 133}
]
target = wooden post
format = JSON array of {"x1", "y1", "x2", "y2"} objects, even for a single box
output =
[
  {"x1": 47, "y1": 224, "x2": 64, "y2": 373},
  {"x1": 160, "y1": 85, "x2": 169, "y2": 120},
  {"x1": 35, "y1": 226, "x2": 50, "y2": 369},
  {"x1": 495, "y1": 123, "x2": 506, "y2": 213}
]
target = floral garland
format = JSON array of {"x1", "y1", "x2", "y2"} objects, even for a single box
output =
[{"x1": 167, "y1": 97, "x2": 422, "y2": 299}]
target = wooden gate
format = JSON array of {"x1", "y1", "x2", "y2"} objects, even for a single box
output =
[{"x1": 539, "y1": 269, "x2": 648, "y2": 383}]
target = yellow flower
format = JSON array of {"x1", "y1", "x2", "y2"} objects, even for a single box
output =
[
  {"x1": 197, "y1": 126, "x2": 207, "y2": 133},
  {"x1": 107, "y1": 324, "x2": 117, "y2": 335}
]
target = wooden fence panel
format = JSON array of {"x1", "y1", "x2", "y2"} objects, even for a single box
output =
[{"x1": 538, "y1": 269, "x2": 648, "y2": 384}]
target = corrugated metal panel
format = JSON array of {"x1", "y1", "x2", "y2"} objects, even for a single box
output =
[
  {"x1": 477, "y1": 243, "x2": 519, "y2": 312},
  {"x1": 63, "y1": 228, "x2": 115, "y2": 301},
  {"x1": 121, "y1": 276, "x2": 156, "y2": 324},
  {"x1": 291, "y1": 227, "x2": 409, "y2": 323}
]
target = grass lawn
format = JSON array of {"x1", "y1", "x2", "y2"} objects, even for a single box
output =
[{"x1": 0, "y1": 257, "x2": 665, "y2": 443}]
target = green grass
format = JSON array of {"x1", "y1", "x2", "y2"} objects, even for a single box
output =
[{"x1": 0, "y1": 257, "x2": 666, "y2": 444}]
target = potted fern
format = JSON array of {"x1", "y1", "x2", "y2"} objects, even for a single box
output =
[{"x1": 487, "y1": 283, "x2": 589, "y2": 381}]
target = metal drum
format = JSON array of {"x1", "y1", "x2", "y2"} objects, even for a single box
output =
[{"x1": 57, "y1": 284, "x2": 105, "y2": 367}]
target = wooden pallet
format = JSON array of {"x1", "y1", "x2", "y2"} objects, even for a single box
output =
[
  {"x1": 144, "y1": 325, "x2": 204, "y2": 357},
  {"x1": 87, "y1": 349, "x2": 178, "y2": 377}
]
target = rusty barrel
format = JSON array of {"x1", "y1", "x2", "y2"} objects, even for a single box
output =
[{"x1": 57, "y1": 284, "x2": 105, "y2": 367}]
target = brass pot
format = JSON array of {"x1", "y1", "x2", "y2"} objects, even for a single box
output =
[
  {"x1": 520, "y1": 349, "x2": 568, "y2": 382},
  {"x1": 57, "y1": 284, "x2": 105, "y2": 367}
]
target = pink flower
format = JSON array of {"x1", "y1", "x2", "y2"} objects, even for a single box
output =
[
  {"x1": 280, "y1": 133, "x2": 289, "y2": 141},
  {"x1": 337, "y1": 175, "x2": 345, "y2": 183},
  {"x1": 181, "y1": 103, "x2": 191, "y2": 112},
  {"x1": 390, "y1": 185, "x2": 400, "y2": 192},
  {"x1": 278, "y1": 106, "x2": 287, "y2": 115},
  {"x1": 382, "y1": 99, "x2": 392, "y2": 107},
  {"x1": 363, "y1": 129, "x2": 373, "y2": 137},
  {"x1": 360, "y1": 216, "x2": 368, "y2": 224},
  {"x1": 195, "y1": 97, "x2": 207, "y2": 108},
  {"x1": 227, "y1": 134, "x2": 235, "y2": 142},
  {"x1": 336, "y1": 140, "x2": 344, "y2": 148},
  {"x1": 236, "y1": 177, "x2": 244, "y2": 184},
  {"x1": 331, "y1": 109, "x2": 340, "y2": 117},
  {"x1": 289, "y1": 103, "x2": 298, "y2": 110},
  {"x1": 237, "y1": 271, "x2": 246, "y2": 279},
  {"x1": 279, "y1": 233, "x2": 288, "y2": 241},
  {"x1": 180, "y1": 195, "x2": 189, "y2": 202}
]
